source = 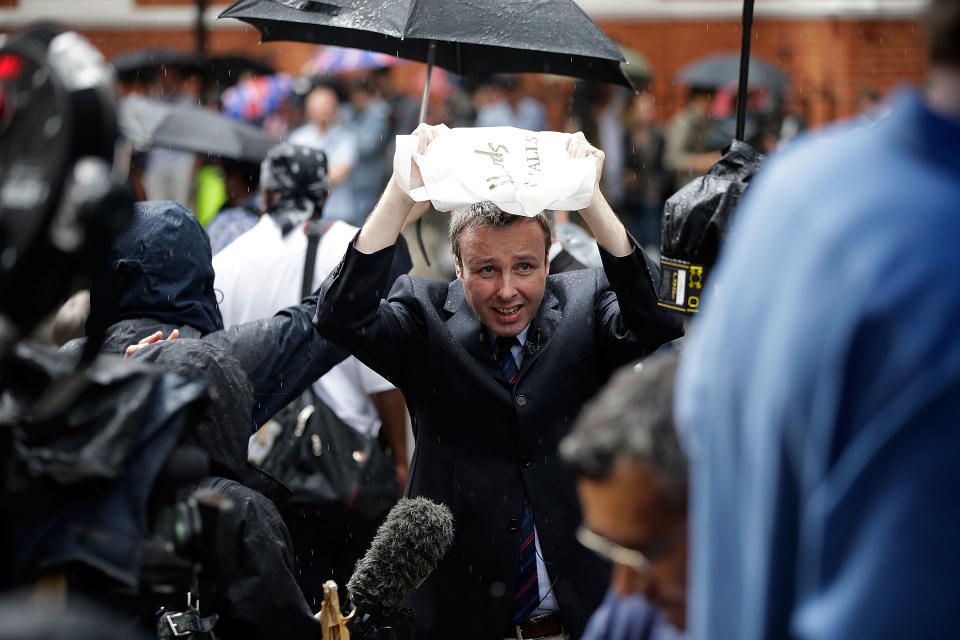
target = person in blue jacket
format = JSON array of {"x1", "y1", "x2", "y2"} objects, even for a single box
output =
[{"x1": 675, "y1": 2, "x2": 960, "y2": 638}]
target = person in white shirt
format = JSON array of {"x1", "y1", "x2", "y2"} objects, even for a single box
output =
[
  {"x1": 213, "y1": 142, "x2": 410, "y2": 607},
  {"x1": 288, "y1": 85, "x2": 360, "y2": 225}
]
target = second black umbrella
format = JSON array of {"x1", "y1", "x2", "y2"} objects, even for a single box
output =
[{"x1": 119, "y1": 95, "x2": 279, "y2": 163}]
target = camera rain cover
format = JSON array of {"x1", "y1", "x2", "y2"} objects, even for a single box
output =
[{"x1": 658, "y1": 139, "x2": 763, "y2": 313}]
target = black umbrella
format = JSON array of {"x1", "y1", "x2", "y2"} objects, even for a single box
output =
[
  {"x1": 220, "y1": 0, "x2": 632, "y2": 264},
  {"x1": 119, "y1": 95, "x2": 279, "y2": 163},
  {"x1": 204, "y1": 54, "x2": 275, "y2": 90},
  {"x1": 111, "y1": 48, "x2": 201, "y2": 83},
  {"x1": 678, "y1": 52, "x2": 790, "y2": 94},
  {"x1": 220, "y1": 0, "x2": 632, "y2": 121}
]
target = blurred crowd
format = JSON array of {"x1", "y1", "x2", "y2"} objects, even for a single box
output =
[{"x1": 117, "y1": 51, "x2": 865, "y2": 271}]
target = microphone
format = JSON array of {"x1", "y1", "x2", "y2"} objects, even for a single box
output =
[{"x1": 346, "y1": 497, "x2": 454, "y2": 635}]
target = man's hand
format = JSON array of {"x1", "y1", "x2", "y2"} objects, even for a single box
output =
[
  {"x1": 408, "y1": 122, "x2": 444, "y2": 190},
  {"x1": 566, "y1": 131, "x2": 605, "y2": 197},
  {"x1": 356, "y1": 123, "x2": 445, "y2": 255},
  {"x1": 568, "y1": 132, "x2": 633, "y2": 257},
  {"x1": 124, "y1": 329, "x2": 180, "y2": 358}
]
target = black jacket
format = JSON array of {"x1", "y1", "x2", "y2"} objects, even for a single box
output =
[
  {"x1": 315, "y1": 238, "x2": 683, "y2": 638},
  {"x1": 69, "y1": 200, "x2": 412, "y2": 428}
]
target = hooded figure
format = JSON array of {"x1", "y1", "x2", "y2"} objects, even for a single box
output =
[
  {"x1": 88, "y1": 200, "x2": 223, "y2": 353},
  {"x1": 130, "y1": 334, "x2": 285, "y2": 502},
  {"x1": 65, "y1": 198, "x2": 414, "y2": 427},
  {"x1": 130, "y1": 338, "x2": 322, "y2": 639}
]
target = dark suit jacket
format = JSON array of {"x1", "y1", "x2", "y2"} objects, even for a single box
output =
[
  {"x1": 315, "y1": 238, "x2": 683, "y2": 639},
  {"x1": 549, "y1": 248, "x2": 588, "y2": 274}
]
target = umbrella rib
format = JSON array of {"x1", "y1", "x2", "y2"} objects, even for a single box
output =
[{"x1": 400, "y1": 0, "x2": 420, "y2": 40}]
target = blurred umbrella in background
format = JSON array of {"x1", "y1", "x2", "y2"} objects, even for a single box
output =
[
  {"x1": 111, "y1": 48, "x2": 199, "y2": 83},
  {"x1": 616, "y1": 43, "x2": 652, "y2": 83},
  {"x1": 301, "y1": 45, "x2": 400, "y2": 75},
  {"x1": 678, "y1": 52, "x2": 790, "y2": 94},
  {"x1": 120, "y1": 94, "x2": 279, "y2": 163},
  {"x1": 221, "y1": 73, "x2": 294, "y2": 123},
  {"x1": 205, "y1": 54, "x2": 275, "y2": 90},
  {"x1": 112, "y1": 49, "x2": 274, "y2": 92}
]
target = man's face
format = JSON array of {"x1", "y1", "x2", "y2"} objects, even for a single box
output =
[
  {"x1": 577, "y1": 461, "x2": 688, "y2": 630},
  {"x1": 456, "y1": 219, "x2": 548, "y2": 338}
]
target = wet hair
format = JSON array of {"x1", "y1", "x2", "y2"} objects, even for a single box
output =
[
  {"x1": 449, "y1": 201, "x2": 552, "y2": 264},
  {"x1": 560, "y1": 350, "x2": 687, "y2": 505},
  {"x1": 928, "y1": 0, "x2": 960, "y2": 66}
]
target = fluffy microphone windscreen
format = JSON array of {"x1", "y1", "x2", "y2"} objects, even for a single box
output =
[{"x1": 347, "y1": 497, "x2": 454, "y2": 610}]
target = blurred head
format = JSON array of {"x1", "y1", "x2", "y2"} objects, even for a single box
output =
[
  {"x1": 349, "y1": 76, "x2": 377, "y2": 111},
  {"x1": 856, "y1": 87, "x2": 880, "y2": 113},
  {"x1": 450, "y1": 203, "x2": 551, "y2": 337},
  {"x1": 688, "y1": 87, "x2": 715, "y2": 114},
  {"x1": 628, "y1": 91, "x2": 658, "y2": 126},
  {"x1": 304, "y1": 85, "x2": 340, "y2": 129},
  {"x1": 928, "y1": 0, "x2": 960, "y2": 67},
  {"x1": 561, "y1": 351, "x2": 688, "y2": 629},
  {"x1": 89, "y1": 200, "x2": 222, "y2": 336},
  {"x1": 259, "y1": 142, "x2": 329, "y2": 228},
  {"x1": 222, "y1": 159, "x2": 260, "y2": 207}
]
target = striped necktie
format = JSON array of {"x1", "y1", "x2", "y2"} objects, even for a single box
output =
[
  {"x1": 512, "y1": 498, "x2": 540, "y2": 623},
  {"x1": 495, "y1": 336, "x2": 539, "y2": 620},
  {"x1": 495, "y1": 336, "x2": 520, "y2": 385}
]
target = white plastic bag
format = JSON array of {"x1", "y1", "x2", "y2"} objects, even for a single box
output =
[{"x1": 393, "y1": 125, "x2": 596, "y2": 217}]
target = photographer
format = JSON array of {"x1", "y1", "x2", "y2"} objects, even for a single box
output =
[{"x1": 0, "y1": 26, "x2": 322, "y2": 640}]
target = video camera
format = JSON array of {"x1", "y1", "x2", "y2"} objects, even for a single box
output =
[
  {"x1": 0, "y1": 24, "x2": 129, "y2": 354},
  {"x1": 0, "y1": 25, "x2": 240, "y2": 638}
]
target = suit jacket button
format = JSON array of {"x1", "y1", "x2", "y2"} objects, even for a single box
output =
[
  {"x1": 520, "y1": 456, "x2": 532, "y2": 468},
  {"x1": 507, "y1": 518, "x2": 520, "y2": 532},
  {"x1": 515, "y1": 394, "x2": 528, "y2": 407}
]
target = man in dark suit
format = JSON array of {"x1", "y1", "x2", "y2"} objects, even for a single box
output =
[{"x1": 314, "y1": 125, "x2": 683, "y2": 639}]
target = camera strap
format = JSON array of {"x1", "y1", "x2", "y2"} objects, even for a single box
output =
[{"x1": 157, "y1": 609, "x2": 219, "y2": 639}]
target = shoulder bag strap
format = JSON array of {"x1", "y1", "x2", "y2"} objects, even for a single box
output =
[{"x1": 301, "y1": 218, "x2": 337, "y2": 299}]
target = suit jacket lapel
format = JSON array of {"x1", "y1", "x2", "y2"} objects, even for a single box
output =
[
  {"x1": 443, "y1": 279, "x2": 562, "y2": 384},
  {"x1": 443, "y1": 280, "x2": 499, "y2": 374},
  {"x1": 517, "y1": 282, "x2": 561, "y2": 381}
]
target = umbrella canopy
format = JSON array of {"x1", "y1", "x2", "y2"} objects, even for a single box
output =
[
  {"x1": 302, "y1": 45, "x2": 400, "y2": 75},
  {"x1": 112, "y1": 49, "x2": 274, "y2": 90},
  {"x1": 617, "y1": 44, "x2": 652, "y2": 81},
  {"x1": 111, "y1": 48, "x2": 199, "y2": 83},
  {"x1": 678, "y1": 53, "x2": 790, "y2": 93},
  {"x1": 119, "y1": 95, "x2": 279, "y2": 163},
  {"x1": 221, "y1": 73, "x2": 294, "y2": 122},
  {"x1": 205, "y1": 54, "x2": 275, "y2": 89},
  {"x1": 219, "y1": 0, "x2": 631, "y2": 88}
]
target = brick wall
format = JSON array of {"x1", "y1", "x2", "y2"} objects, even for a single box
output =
[
  {"x1": 599, "y1": 17, "x2": 927, "y2": 125},
  {"x1": 73, "y1": 15, "x2": 927, "y2": 128}
]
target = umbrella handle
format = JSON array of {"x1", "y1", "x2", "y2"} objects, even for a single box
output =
[
  {"x1": 418, "y1": 41, "x2": 437, "y2": 125},
  {"x1": 735, "y1": 0, "x2": 755, "y2": 142},
  {"x1": 415, "y1": 41, "x2": 437, "y2": 267}
]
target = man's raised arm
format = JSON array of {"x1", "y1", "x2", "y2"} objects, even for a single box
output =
[
  {"x1": 355, "y1": 123, "x2": 441, "y2": 254},
  {"x1": 567, "y1": 131, "x2": 633, "y2": 257},
  {"x1": 568, "y1": 131, "x2": 684, "y2": 352}
]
